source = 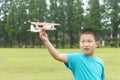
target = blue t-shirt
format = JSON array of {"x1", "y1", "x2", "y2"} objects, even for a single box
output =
[{"x1": 65, "y1": 53, "x2": 106, "y2": 80}]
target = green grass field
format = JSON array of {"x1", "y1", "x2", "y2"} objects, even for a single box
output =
[{"x1": 0, "y1": 48, "x2": 120, "y2": 80}]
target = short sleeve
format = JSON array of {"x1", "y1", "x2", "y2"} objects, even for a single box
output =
[
  {"x1": 101, "y1": 61, "x2": 106, "y2": 80},
  {"x1": 101, "y1": 67, "x2": 106, "y2": 80},
  {"x1": 64, "y1": 53, "x2": 78, "y2": 70}
]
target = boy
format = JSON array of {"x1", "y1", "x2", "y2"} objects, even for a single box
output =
[{"x1": 39, "y1": 28, "x2": 106, "y2": 80}]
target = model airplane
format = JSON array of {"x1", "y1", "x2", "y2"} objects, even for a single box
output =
[{"x1": 27, "y1": 22, "x2": 60, "y2": 32}]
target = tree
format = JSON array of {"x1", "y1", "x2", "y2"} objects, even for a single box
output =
[
  {"x1": 104, "y1": 0, "x2": 120, "y2": 47},
  {"x1": 65, "y1": 0, "x2": 83, "y2": 48},
  {"x1": 0, "y1": 0, "x2": 13, "y2": 47},
  {"x1": 15, "y1": 0, "x2": 29, "y2": 47},
  {"x1": 58, "y1": 0, "x2": 68, "y2": 48},
  {"x1": 48, "y1": 0, "x2": 60, "y2": 48},
  {"x1": 5, "y1": 1, "x2": 18, "y2": 47},
  {"x1": 27, "y1": 0, "x2": 47, "y2": 47},
  {"x1": 85, "y1": 0, "x2": 102, "y2": 32},
  {"x1": 71, "y1": 0, "x2": 84, "y2": 47},
  {"x1": 37, "y1": 0, "x2": 48, "y2": 47}
]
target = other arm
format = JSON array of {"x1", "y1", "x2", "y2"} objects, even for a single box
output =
[{"x1": 39, "y1": 28, "x2": 68, "y2": 63}]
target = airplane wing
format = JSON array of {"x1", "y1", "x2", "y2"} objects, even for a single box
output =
[
  {"x1": 28, "y1": 22, "x2": 60, "y2": 32},
  {"x1": 27, "y1": 25, "x2": 41, "y2": 32},
  {"x1": 31, "y1": 22, "x2": 44, "y2": 25},
  {"x1": 31, "y1": 22, "x2": 60, "y2": 26}
]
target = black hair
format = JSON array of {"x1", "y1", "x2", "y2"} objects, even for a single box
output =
[{"x1": 80, "y1": 28, "x2": 98, "y2": 41}]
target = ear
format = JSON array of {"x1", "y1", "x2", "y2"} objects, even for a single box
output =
[{"x1": 95, "y1": 41, "x2": 99, "y2": 48}]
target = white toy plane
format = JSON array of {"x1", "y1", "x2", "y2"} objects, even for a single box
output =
[{"x1": 27, "y1": 22, "x2": 60, "y2": 32}]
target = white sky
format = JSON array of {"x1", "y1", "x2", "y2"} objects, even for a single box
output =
[
  {"x1": 82, "y1": 0, "x2": 89, "y2": 9},
  {"x1": 82, "y1": 0, "x2": 104, "y2": 15},
  {"x1": 46, "y1": 0, "x2": 90, "y2": 15},
  {"x1": 46, "y1": 0, "x2": 90, "y2": 10}
]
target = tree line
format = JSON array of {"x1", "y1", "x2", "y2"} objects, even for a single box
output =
[{"x1": 0, "y1": 0, "x2": 120, "y2": 48}]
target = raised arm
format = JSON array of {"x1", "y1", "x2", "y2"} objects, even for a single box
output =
[{"x1": 39, "y1": 28, "x2": 68, "y2": 63}]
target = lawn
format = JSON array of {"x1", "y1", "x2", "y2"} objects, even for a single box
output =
[{"x1": 0, "y1": 48, "x2": 120, "y2": 80}]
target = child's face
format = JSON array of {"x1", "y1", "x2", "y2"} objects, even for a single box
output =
[{"x1": 80, "y1": 34, "x2": 98, "y2": 56}]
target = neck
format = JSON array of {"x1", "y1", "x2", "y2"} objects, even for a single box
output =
[
  {"x1": 88, "y1": 54, "x2": 95, "y2": 58},
  {"x1": 85, "y1": 53, "x2": 95, "y2": 58}
]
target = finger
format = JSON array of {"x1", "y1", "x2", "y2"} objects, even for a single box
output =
[
  {"x1": 39, "y1": 28, "x2": 46, "y2": 37},
  {"x1": 39, "y1": 28, "x2": 43, "y2": 34},
  {"x1": 40, "y1": 28, "x2": 46, "y2": 33}
]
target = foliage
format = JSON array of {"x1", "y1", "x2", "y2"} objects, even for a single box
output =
[
  {"x1": 0, "y1": 0, "x2": 119, "y2": 48},
  {"x1": 103, "y1": 0, "x2": 120, "y2": 47}
]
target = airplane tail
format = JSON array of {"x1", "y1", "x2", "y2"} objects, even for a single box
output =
[
  {"x1": 30, "y1": 25, "x2": 35, "y2": 31},
  {"x1": 27, "y1": 25, "x2": 41, "y2": 32},
  {"x1": 27, "y1": 25, "x2": 35, "y2": 31}
]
